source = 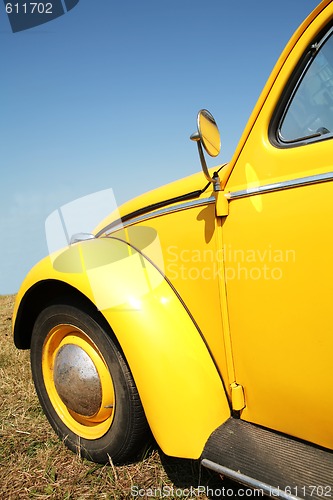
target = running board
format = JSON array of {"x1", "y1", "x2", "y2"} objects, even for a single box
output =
[{"x1": 201, "y1": 418, "x2": 333, "y2": 500}]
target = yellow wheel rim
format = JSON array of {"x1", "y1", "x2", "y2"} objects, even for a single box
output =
[{"x1": 42, "y1": 324, "x2": 115, "y2": 440}]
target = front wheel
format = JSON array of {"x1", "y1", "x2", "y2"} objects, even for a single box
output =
[{"x1": 30, "y1": 303, "x2": 149, "y2": 464}]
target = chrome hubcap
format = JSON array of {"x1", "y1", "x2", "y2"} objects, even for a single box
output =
[{"x1": 53, "y1": 344, "x2": 102, "y2": 417}]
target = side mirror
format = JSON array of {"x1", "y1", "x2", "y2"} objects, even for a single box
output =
[
  {"x1": 190, "y1": 109, "x2": 221, "y2": 191},
  {"x1": 197, "y1": 109, "x2": 221, "y2": 157}
]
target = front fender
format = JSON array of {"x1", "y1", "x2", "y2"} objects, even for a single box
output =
[{"x1": 13, "y1": 236, "x2": 230, "y2": 458}]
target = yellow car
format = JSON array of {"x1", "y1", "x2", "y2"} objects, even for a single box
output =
[{"x1": 12, "y1": 1, "x2": 333, "y2": 497}]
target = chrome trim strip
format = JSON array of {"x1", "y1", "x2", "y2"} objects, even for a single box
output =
[
  {"x1": 201, "y1": 459, "x2": 300, "y2": 500},
  {"x1": 227, "y1": 172, "x2": 333, "y2": 200},
  {"x1": 105, "y1": 196, "x2": 216, "y2": 234}
]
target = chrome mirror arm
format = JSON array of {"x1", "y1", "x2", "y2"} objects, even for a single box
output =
[{"x1": 190, "y1": 132, "x2": 221, "y2": 191}]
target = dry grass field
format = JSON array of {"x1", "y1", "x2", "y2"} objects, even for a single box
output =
[{"x1": 0, "y1": 294, "x2": 245, "y2": 499}]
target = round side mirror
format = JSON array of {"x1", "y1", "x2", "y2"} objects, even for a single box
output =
[{"x1": 197, "y1": 109, "x2": 221, "y2": 157}]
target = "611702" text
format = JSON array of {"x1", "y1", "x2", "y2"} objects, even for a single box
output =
[{"x1": 6, "y1": 3, "x2": 53, "y2": 14}]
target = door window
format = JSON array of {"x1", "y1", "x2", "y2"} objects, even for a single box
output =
[{"x1": 279, "y1": 29, "x2": 333, "y2": 143}]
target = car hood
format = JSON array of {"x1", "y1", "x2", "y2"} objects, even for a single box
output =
[{"x1": 94, "y1": 166, "x2": 226, "y2": 236}]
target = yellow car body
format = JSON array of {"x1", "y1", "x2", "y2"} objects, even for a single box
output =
[{"x1": 13, "y1": 0, "x2": 333, "y2": 495}]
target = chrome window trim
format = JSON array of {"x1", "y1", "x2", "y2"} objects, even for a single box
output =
[
  {"x1": 105, "y1": 195, "x2": 216, "y2": 234},
  {"x1": 271, "y1": 25, "x2": 333, "y2": 148},
  {"x1": 226, "y1": 172, "x2": 333, "y2": 200}
]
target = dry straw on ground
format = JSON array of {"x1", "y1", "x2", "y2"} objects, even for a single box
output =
[{"x1": 0, "y1": 295, "x2": 242, "y2": 499}]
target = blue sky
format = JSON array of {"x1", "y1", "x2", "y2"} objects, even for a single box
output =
[{"x1": 0, "y1": 0, "x2": 319, "y2": 294}]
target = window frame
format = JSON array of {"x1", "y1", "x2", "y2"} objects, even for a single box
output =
[{"x1": 269, "y1": 22, "x2": 333, "y2": 149}]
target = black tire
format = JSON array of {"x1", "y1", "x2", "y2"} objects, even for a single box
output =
[{"x1": 30, "y1": 303, "x2": 149, "y2": 464}]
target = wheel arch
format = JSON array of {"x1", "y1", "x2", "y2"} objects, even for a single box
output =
[
  {"x1": 13, "y1": 280, "x2": 105, "y2": 349},
  {"x1": 13, "y1": 238, "x2": 231, "y2": 459}
]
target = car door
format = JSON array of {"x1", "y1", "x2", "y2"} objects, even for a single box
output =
[{"x1": 221, "y1": 8, "x2": 333, "y2": 449}]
